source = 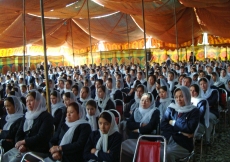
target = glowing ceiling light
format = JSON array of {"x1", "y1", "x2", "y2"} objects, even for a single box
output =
[
  {"x1": 27, "y1": 13, "x2": 60, "y2": 19},
  {"x1": 66, "y1": 2, "x2": 76, "y2": 7},
  {"x1": 50, "y1": 9, "x2": 54, "y2": 12},
  {"x1": 91, "y1": 0, "x2": 104, "y2": 7},
  {"x1": 202, "y1": 33, "x2": 209, "y2": 45},
  {"x1": 91, "y1": 11, "x2": 120, "y2": 19},
  {"x1": 130, "y1": 16, "x2": 144, "y2": 32}
]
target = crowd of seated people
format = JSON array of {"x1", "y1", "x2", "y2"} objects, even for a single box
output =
[{"x1": 0, "y1": 58, "x2": 228, "y2": 161}]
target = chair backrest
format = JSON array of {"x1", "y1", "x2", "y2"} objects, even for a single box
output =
[
  {"x1": 115, "y1": 99, "x2": 124, "y2": 116},
  {"x1": 219, "y1": 88, "x2": 228, "y2": 108},
  {"x1": 109, "y1": 109, "x2": 121, "y2": 125},
  {"x1": 135, "y1": 140, "x2": 161, "y2": 162}
]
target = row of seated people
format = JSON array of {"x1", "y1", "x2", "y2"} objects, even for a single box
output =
[{"x1": 0, "y1": 80, "x2": 217, "y2": 161}]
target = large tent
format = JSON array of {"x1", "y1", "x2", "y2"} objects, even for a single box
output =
[{"x1": 1, "y1": 0, "x2": 230, "y2": 49}]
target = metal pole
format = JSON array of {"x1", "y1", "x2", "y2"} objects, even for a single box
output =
[
  {"x1": 126, "y1": 14, "x2": 131, "y2": 64},
  {"x1": 173, "y1": 0, "x2": 179, "y2": 63},
  {"x1": 70, "y1": 20, "x2": 75, "y2": 66},
  {"x1": 40, "y1": 0, "x2": 51, "y2": 113},
  {"x1": 191, "y1": 9, "x2": 195, "y2": 63},
  {"x1": 22, "y1": 0, "x2": 26, "y2": 84},
  {"x1": 86, "y1": 0, "x2": 93, "y2": 64},
  {"x1": 141, "y1": 0, "x2": 148, "y2": 79}
]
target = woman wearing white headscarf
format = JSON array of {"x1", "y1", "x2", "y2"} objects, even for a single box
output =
[
  {"x1": 97, "y1": 85, "x2": 115, "y2": 112},
  {"x1": 190, "y1": 84, "x2": 210, "y2": 136},
  {"x1": 83, "y1": 111, "x2": 122, "y2": 162},
  {"x1": 2, "y1": 90, "x2": 54, "y2": 162},
  {"x1": 0, "y1": 96, "x2": 24, "y2": 152},
  {"x1": 126, "y1": 93, "x2": 160, "y2": 139},
  {"x1": 198, "y1": 77, "x2": 219, "y2": 144},
  {"x1": 50, "y1": 91, "x2": 65, "y2": 131},
  {"x1": 211, "y1": 71, "x2": 224, "y2": 88},
  {"x1": 161, "y1": 86, "x2": 200, "y2": 162},
  {"x1": 78, "y1": 86, "x2": 92, "y2": 109},
  {"x1": 85, "y1": 100, "x2": 101, "y2": 131},
  {"x1": 44, "y1": 102, "x2": 91, "y2": 162},
  {"x1": 219, "y1": 69, "x2": 229, "y2": 84},
  {"x1": 147, "y1": 75, "x2": 157, "y2": 99}
]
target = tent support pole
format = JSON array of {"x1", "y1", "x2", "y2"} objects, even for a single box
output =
[
  {"x1": 141, "y1": 0, "x2": 148, "y2": 79},
  {"x1": 87, "y1": 0, "x2": 93, "y2": 65},
  {"x1": 40, "y1": 0, "x2": 51, "y2": 113},
  {"x1": 173, "y1": 0, "x2": 179, "y2": 63},
  {"x1": 70, "y1": 20, "x2": 75, "y2": 66},
  {"x1": 192, "y1": 9, "x2": 195, "y2": 63},
  {"x1": 126, "y1": 14, "x2": 131, "y2": 64},
  {"x1": 23, "y1": 0, "x2": 26, "y2": 84}
]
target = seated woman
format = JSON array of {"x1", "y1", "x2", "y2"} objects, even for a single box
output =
[
  {"x1": 86, "y1": 100, "x2": 100, "y2": 131},
  {"x1": 97, "y1": 85, "x2": 115, "y2": 112},
  {"x1": 190, "y1": 84, "x2": 209, "y2": 135},
  {"x1": 50, "y1": 91, "x2": 65, "y2": 131},
  {"x1": 2, "y1": 91, "x2": 54, "y2": 162},
  {"x1": 147, "y1": 75, "x2": 157, "y2": 99},
  {"x1": 124, "y1": 84, "x2": 147, "y2": 118},
  {"x1": 78, "y1": 86, "x2": 92, "y2": 109},
  {"x1": 126, "y1": 93, "x2": 160, "y2": 139},
  {"x1": 111, "y1": 79, "x2": 123, "y2": 100},
  {"x1": 161, "y1": 86, "x2": 200, "y2": 161},
  {"x1": 0, "y1": 97, "x2": 24, "y2": 152},
  {"x1": 211, "y1": 72, "x2": 224, "y2": 89},
  {"x1": 83, "y1": 111, "x2": 122, "y2": 162},
  {"x1": 44, "y1": 102, "x2": 91, "y2": 162},
  {"x1": 157, "y1": 86, "x2": 174, "y2": 119},
  {"x1": 199, "y1": 77, "x2": 219, "y2": 144}
]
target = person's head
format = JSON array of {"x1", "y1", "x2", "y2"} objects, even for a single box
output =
[
  {"x1": 199, "y1": 77, "x2": 209, "y2": 92},
  {"x1": 148, "y1": 75, "x2": 156, "y2": 85},
  {"x1": 159, "y1": 86, "x2": 168, "y2": 99},
  {"x1": 199, "y1": 71, "x2": 206, "y2": 78},
  {"x1": 97, "y1": 85, "x2": 106, "y2": 99},
  {"x1": 106, "y1": 78, "x2": 113, "y2": 89},
  {"x1": 140, "y1": 93, "x2": 153, "y2": 109},
  {"x1": 99, "y1": 111, "x2": 112, "y2": 134},
  {"x1": 58, "y1": 79, "x2": 65, "y2": 89},
  {"x1": 136, "y1": 84, "x2": 145, "y2": 99},
  {"x1": 178, "y1": 74, "x2": 186, "y2": 85},
  {"x1": 227, "y1": 79, "x2": 230, "y2": 89},
  {"x1": 211, "y1": 72, "x2": 219, "y2": 82},
  {"x1": 29, "y1": 83, "x2": 36, "y2": 90},
  {"x1": 220, "y1": 69, "x2": 227, "y2": 77},
  {"x1": 80, "y1": 86, "x2": 90, "y2": 99},
  {"x1": 126, "y1": 74, "x2": 131, "y2": 83},
  {"x1": 174, "y1": 86, "x2": 191, "y2": 107},
  {"x1": 26, "y1": 91, "x2": 45, "y2": 111},
  {"x1": 86, "y1": 100, "x2": 97, "y2": 116},
  {"x1": 50, "y1": 91, "x2": 61, "y2": 105},
  {"x1": 189, "y1": 84, "x2": 199, "y2": 98},
  {"x1": 192, "y1": 74, "x2": 198, "y2": 81},
  {"x1": 20, "y1": 85, "x2": 27, "y2": 93},
  {"x1": 66, "y1": 102, "x2": 80, "y2": 122},
  {"x1": 167, "y1": 71, "x2": 174, "y2": 81},
  {"x1": 182, "y1": 77, "x2": 192, "y2": 87},
  {"x1": 71, "y1": 85, "x2": 79, "y2": 96},
  {"x1": 136, "y1": 72, "x2": 143, "y2": 80},
  {"x1": 4, "y1": 97, "x2": 16, "y2": 114},
  {"x1": 84, "y1": 79, "x2": 91, "y2": 87},
  {"x1": 65, "y1": 80, "x2": 72, "y2": 90},
  {"x1": 63, "y1": 92, "x2": 74, "y2": 107},
  {"x1": 41, "y1": 91, "x2": 46, "y2": 99},
  {"x1": 95, "y1": 79, "x2": 103, "y2": 89},
  {"x1": 116, "y1": 80, "x2": 122, "y2": 89}
]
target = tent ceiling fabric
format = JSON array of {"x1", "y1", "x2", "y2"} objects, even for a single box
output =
[{"x1": 0, "y1": 0, "x2": 229, "y2": 49}]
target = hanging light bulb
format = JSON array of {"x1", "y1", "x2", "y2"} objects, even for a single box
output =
[{"x1": 202, "y1": 32, "x2": 209, "y2": 45}]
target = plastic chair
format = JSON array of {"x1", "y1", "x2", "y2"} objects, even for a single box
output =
[
  {"x1": 20, "y1": 152, "x2": 44, "y2": 162},
  {"x1": 114, "y1": 99, "x2": 124, "y2": 117},
  {"x1": 132, "y1": 135, "x2": 167, "y2": 162},
  {"x1": 218, "y1": 88, "x2": 228, "y2": 130},
  {"x1": 109, "y1": 109, "x2": 121, "y2": 126}
]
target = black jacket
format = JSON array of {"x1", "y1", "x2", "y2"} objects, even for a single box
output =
[
  {"x1": 127, "y1": 109, "x2": 160, "y2": 139},
  {"x1": 161, "y1": 107, "x2": 200, "y2": 152},
  {"x1": 83, "y1": 130, "x2": 122, "y2": 162},
  {"x1": 53, "y1": 108, "x2": 65, "y2": 131},
  {"x1": 0, "y1": 116, "x2": 23, "y2": 152},
  {"x1": 97, "y1": 99, "x2": 115, "y2": 112},
  {"x1": 49, "y1": 123, "x2": 91, "y2": 162},
  {"x1": 16, "y1": 111, "x2": 54, "y2": 153}
]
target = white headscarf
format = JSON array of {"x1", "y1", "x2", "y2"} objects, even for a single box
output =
[
  {"x1": 51, "y1": 91, "x2": 65, "y2": 117},
  {"x1": 190, "y1": 84, "x2": 209, "y2": 128},
  {"x1": 80, "y1": 87, "x2": 92, "y2": 108},
  {"x1": 134, "y1": 93, "x2": 157, "y2": 124},
  {"x1": 97, "y1": 89, "x2": 111, "y2": 112},
  {"x1": 60, "y1": 102, "x2": 89, "y2": 146},
  {"x1": 198, "y1": 77, "x2": 218, "y2": 100},
  {"x1": 23, "y1": 90, "x2": 47, "y2": 132},
  {"x1": 147, "y1": 76, "x2": 156, "y2": 93},
  {"x1": 168, "y1": 86, "x2": 196, "y2": 113},
  {"x1": 220, "y1": 71, "x2": 229, "y2": 84},
  {"x1": 225, "y1": 79, "x2": 230, "y2": 92},
  {"x1": 3, "y1": 96, "x2": 24, "y2": 130},
  {"x1": 96, "y1": 111, "x2": 119, "y2": 153},
  {"x1": 130, "y1": 85, "x2": 147, "y2": 112},
  {"x1": 212, "y1": 72, "x2": 224, "y2": 87},
  {"x1": 86, "y1": 100, "x2": 100, "y2": 131}
]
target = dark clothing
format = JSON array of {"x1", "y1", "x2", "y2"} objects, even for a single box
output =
[
  {"x1": 25, "y1": 75, "x2": 35, "y2": 85},
  {"x1": 49, "y1": 123, "x2": 91, "y2": 162},
  {"x1": 0, "y1": 116, "x2": 23, "y2": 152},
  {"x1": 161, "y1": 107, "x2": 200, "y2": 152},
  {"x1": 16, "y1": 111, "x2": 54, "y2": 153},
  {"x1": 151, "y1": 89, "x2": 158, "y2": 100},
  {"x1": 113, "y1": 90, "x2": 123, "y2": 100},
  {"x1": 206, "y1": 89, "x2": 219, "y2": 118},
  {"x1": 53, "y1": 108, "x2": 65, "y2": 132},
  {"x1": 124, "y1": 99, "x2": 135, "y2": 118},
  {"x1": 197, "y1": 100, "x2": 207, "y2": 126},
  {"x1": 98, "y1": 99, "x2": 115, "y2": 112},
  {"x1": 85, "y1": 117, "x2": 99, "y2": 130},
  {"x1": 127, "y1": 109, "x2": 160, "y2": 139},
  {"x1": 83, "y1": 130, "x2": 122, "y2": 162},
  {"x1": 91, "y1": 89, "x2": 96, "y2": 99}
]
